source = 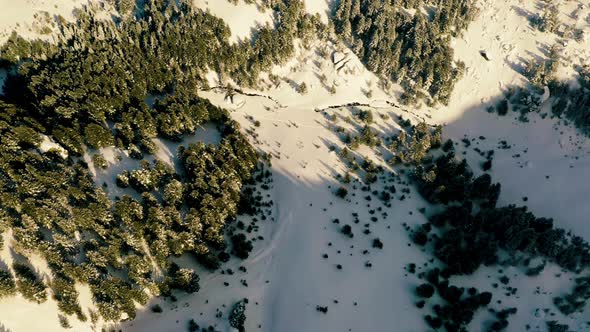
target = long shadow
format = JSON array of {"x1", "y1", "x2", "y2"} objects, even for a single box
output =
[
  {"x1": 0, "y1": 68, "x2": 6, "y2": 95},
  {"x1": 444, "y1": 94, "x2": 590, "y2": 241}
]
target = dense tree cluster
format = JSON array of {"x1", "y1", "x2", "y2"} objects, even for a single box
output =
[
  {"x1": 553, "y1": 275, "x2": 590, "y2": 315},
  {"x1": 228, "y1": 299, "x2": 247, "y2": 332},
  {"x1": 51, "y1": 276, "x2": 86, "y2": 321},
  {"x1": 333, "y1": 116, "x2": 590, "y2": 328},
  {"x1": 0, "y1": 0, "x2": 289, "y2": 323},
  {"x1": 414, "y1": 152, "x2": 500, "y2": 206},
  {"x1": 388, "y1": 122, "x2": 443, "y2": 165},
  {"x1": 0, "y1": 0, "x2": 317, "y2": 156},
  {"x1": 408, "y1": 149, "x2": 590, "y2": 327},
  {"x1": 12, "y1": 262, "x2": 47, "y2": 304},
  {"x1": 167, "y1": 263, "x2": 200, "y2": 294},
  {"x1": 0, "y1": 269, "x2": 16, "y2": 298},
  {"x1": 333, "y1": 0, "x2": 478, "y2": 105},
  {"x1": 547, "y1": 71, "x2": 590, "y2": 135},
  {"x1": 413, "y1": 151, "x2": 590, "y2": 274},
  {"x1": 0, "y1": 99, "x2": 256, "y2": 321},
  {"x1": 420, "y1": 271, "x2": 494, "y2": 331}
]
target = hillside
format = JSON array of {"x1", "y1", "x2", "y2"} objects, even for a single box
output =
[{"x1": 0, "y1": 0, "x2": 589, "y2": 332}]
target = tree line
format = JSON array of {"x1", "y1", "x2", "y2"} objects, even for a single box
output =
[{"x1": 0, "y1": 0, "x2": 300, "y2": 324}]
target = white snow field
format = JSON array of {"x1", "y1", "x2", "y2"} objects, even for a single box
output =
[
  {"x1": 0, "y1": 0, "x2": 94, "y2": 44},
  {"x1": 0, "y1": 0, "x2": 590, "y2": 331}
]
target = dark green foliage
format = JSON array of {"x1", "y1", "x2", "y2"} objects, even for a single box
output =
[
  {"x1": 84, "y1": 124, "x2": 114, "y2": 149},
  {"x1": 388, "y1": 123, "x2": 441, "y2": 165},
  {"x1": 335, "y1": 187, "x2": 348, "y2": 198},
  {"x1": 0, "y1": 269, "x2": 16, "y2": 298},
  {"x1": 196, "y1": 253, "x2": 221, "y2": 271},
  {"x1": 188, "y1": 319, "x2": 200, "y2": 332},
  {"x1": 333, "y1": 0, "x2": 478, "y2": 105},
  {"x1": 442, "y1": 139, "x2": 454, "y2": 152},
  {"x1": 0, "y1": 0, "x2": 313, "y2": 154},
  {"x1": 231, "y1": 234, "x2": 254, "y2": 259},
  {"x1": 524, "y1": 55, "x2": 558, "y2": 89},
  {"x1": 333, "y1": 119, "x2": 590, "y2": 329},
  {"x1": 372, "y1": 238, "x2": 383, "y2": 249},
  {"x1": 553, "y1": 275, "x2": 590, "y2": 315},
  {"x1": 409, "y1": 147, "x2": 590, "y2": 328},
  {"x1": 416, "y1": 283, "x2": 435, "y2": 298},
  {"x1": 179, "y1": 130, "x2": 257, "y2": 246},
  {"x1": 0, "y1": 0, "x2": 282, "y2": 322},
  {"x1": 532, "y1": 4, "x2": 560, "y2": 33},
  {"x1": 425, "y1": 315, "x2": 443, "y2": 329},
  {"x1": 415, "y1": 152, "x2": 500, "y2": 206},
  {"x1": 411, "y1": 223, "x2": 430, "y2": 246},
  {"x1": 426, "y1": 202, "x2": 590, "y2": 277},
  {"x1": 116, "y1": 172, "x2": 130, "y2": 188},
  {"x1": 52, "y1": 276, "x2": 85, "y2": 321},
  {"x1": 13, "y1": 125, "x2": 42, "y2": 148},
  {"x1": 546, "y1": 321, "x2": 569, "y2": 332},
  {"x1": 92, "y1": 153, "x2": 108, "y2": 169},
  {"x1": 392, "y1": 128, "x2": 590, "y2": 328},
  {"x1": 496, "y1": 99, "x2": 509, "y2": 116},
  {"x1": 116, "y1": 0, "x2": 136, "y2": 16},
  {"x1": 58, "y1": 314, "x2": 71, "y2": 329},
  {"x1": 479, "y1": 292, "x2": 492, "y2": 306},
  {"x1": 12, "y1": 262, "x2": 47, "y2": 304},
  {"x1": 91, "y1": 277, "x2": 147, "y2": 321},
  {"x1": 163, "y1": 179, "x2": 183, "y2": 207},
  {"x1": 541, "y1": 68, "x2": 590, "y2": 136},
  {"x1": 169, "y1": 265, "x2": 200, "y2": 294},
  {"x1": 1, "y1": 0, "x2": 309, "y2": 154},
  {"x1": 341, "y1": 224, "x2": 353, "y2": 238},
  {"x1": 229, "y1": 300, "x2": 247, "y2": 332}
]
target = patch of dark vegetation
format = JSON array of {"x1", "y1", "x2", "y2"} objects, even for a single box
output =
[
  {"x1": 332, "y1": 117, "x2": 590, "y2": 330},
  {"x1": 492, "y1": 48, "x2": 590, "y2": 136},
  {"x1": 229, "y1": 299, "x2": 247, "y2": 332},
  {"x1": 0, "y1": 0, "x2": 304, "y2": 323},
  {"x1": 316, "y1": 305, "x2": 328, "y2": 314},
  {"x1": 333, "y1": 0, "x2": 478, "y2": 105},
  {"x1": 410, "y1": 148, "x2": 590, "y2": 328}
]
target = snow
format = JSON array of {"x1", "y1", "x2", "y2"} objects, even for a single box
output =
[
  {"x1": 39, "y1": 134, "x2": 68, "y2": 159},
  {"x1": 164, "y1": 2, "x2": 590, "y2": 330},
  {"x1": 0, "y1": 0, "x2": 92, "y2": 44},
  {"x1": 121, "y1": 36, "x2": 429, "y2": 332},
  {"x1": 122, "y1": 100, "x2": 430, "y2": 332},
  {"x1": 427, "y1": 0, "x2": 590, "y2": 243},
  {"x1": 1, "y1": 0, "x2": 590, "y2": 331},
  {"x1": 455, "y1": 264, "x2": 590, "y2": 331},
  {"x1": 84, "y1": 124, "x2": 221, "y2": 201},
  {"x1": 540, "y1": 86, "x2": 550, "y2": 103},
  {"x1": 303, "y1": 0, "x2": 331, "y2": 23},
  {"x1": 0, "y1": 230, "x2": 97, "y2": 332}
]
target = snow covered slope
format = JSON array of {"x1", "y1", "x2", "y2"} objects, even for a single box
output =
[
  {"x1": 1, "y1": 0, "x2": 590, "y2": 331},
  {"x1": 0, "y1": 0, "x2": 93, "y2": 44}
]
